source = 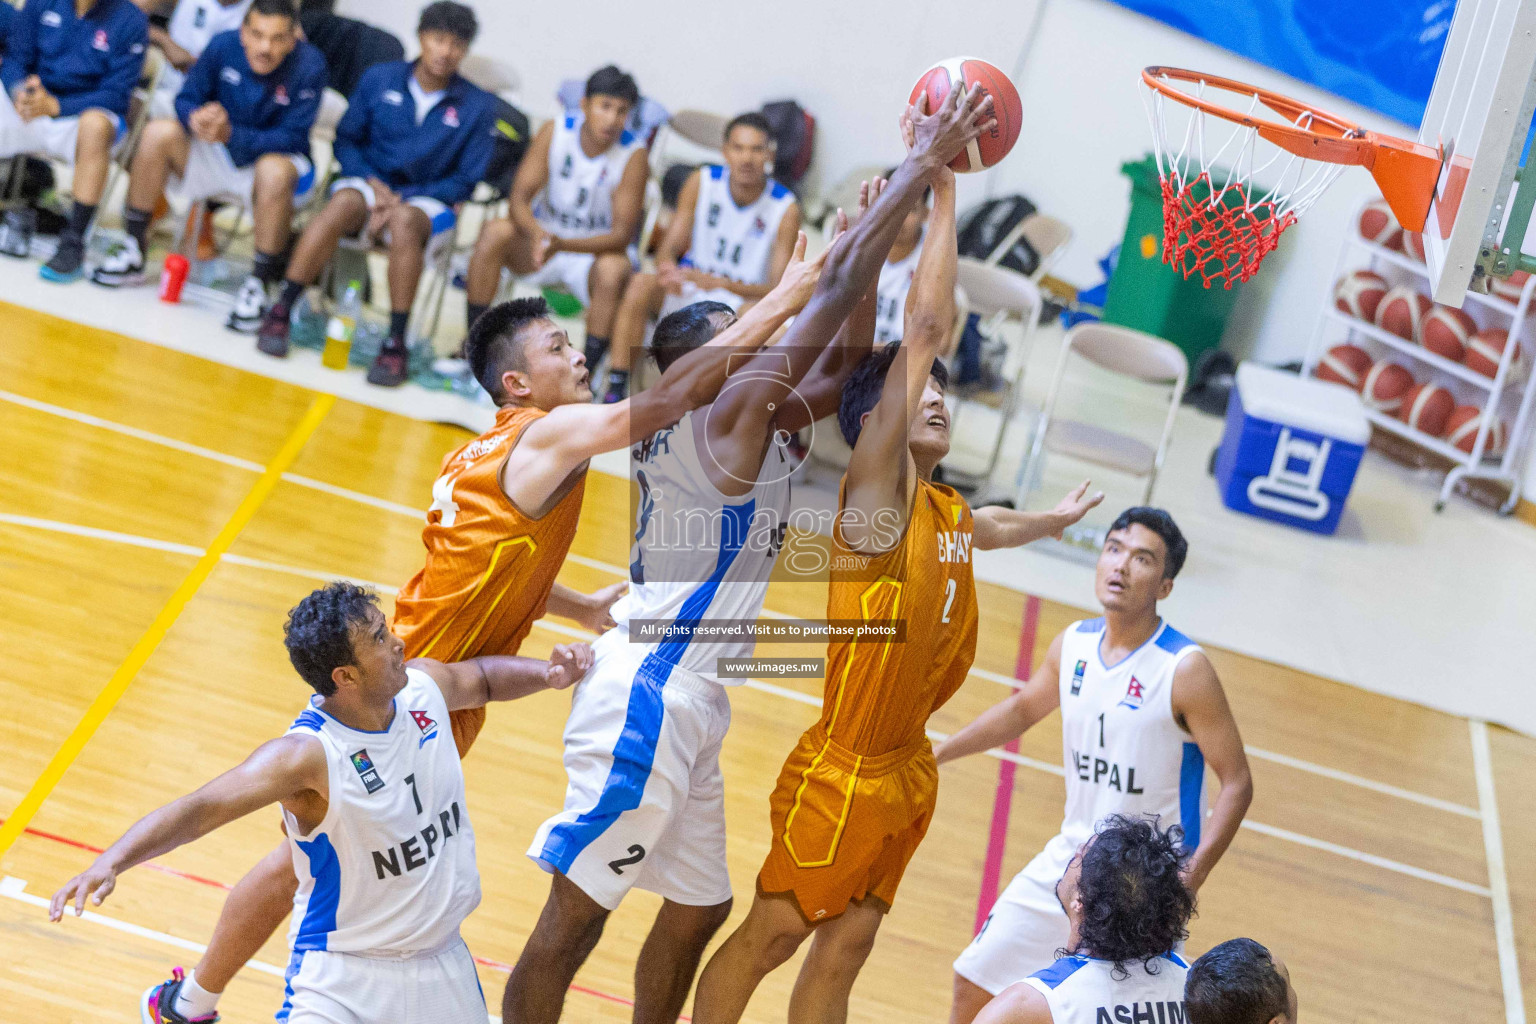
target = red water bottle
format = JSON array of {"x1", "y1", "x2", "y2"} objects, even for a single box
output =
[{"x1": 159, "y1": 253, "x2": 189, "y2": 303}]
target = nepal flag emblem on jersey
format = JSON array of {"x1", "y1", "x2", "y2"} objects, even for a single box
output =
[
  {"x1": 410, "y1": 709, "x2": 439, "y2": 746},
  {"x1": 1118, "y1": 676, "x2": 1145, "y2": 710},
  {"x1": 443, "y1": 106, "x2": 460, "y2": 128}
]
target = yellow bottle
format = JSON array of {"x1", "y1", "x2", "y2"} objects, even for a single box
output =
[{"x1": 322, "y1": 280, "x2": 362, "y2": 369}]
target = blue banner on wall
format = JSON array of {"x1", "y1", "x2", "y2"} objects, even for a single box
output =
[{"x1": 1109, "y1": 0, "x2": 1454, "y2": 128}]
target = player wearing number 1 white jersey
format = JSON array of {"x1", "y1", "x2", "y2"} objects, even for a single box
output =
[
  {"x1": 47, "y1": 583, "x2": 593, "y2": 1024},
  {"x1": 939, "y1": 508, "x2": 1253, "y2": 1024},
  {"x1": 972, "y1": 816, "x2": 1196, "y2": 1024}
]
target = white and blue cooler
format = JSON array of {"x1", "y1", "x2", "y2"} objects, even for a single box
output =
[{"x1": 1214, "y1": 363, "x2": 1370, "y2": 535}]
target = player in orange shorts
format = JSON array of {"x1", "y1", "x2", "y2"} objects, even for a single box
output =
[
  {"x1": 138, "y1": 239, "x2": 832, "y2": 1024},
  {"x1": 692, "y1": 138, "x2": 1102, "y2": 1024}
]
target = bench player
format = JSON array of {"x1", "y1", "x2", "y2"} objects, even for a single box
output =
[
  {"x1": 601, "y1": 111, "x2": 802, "y2": 402},
  {"x1": 460, "y1": 65, "x2": 649, "y2": 374},
  {"x1": 972, "y1": 816, "x2": 1195, "y2": 1024},
  {"x1": 50, "y1": 582, "x2": 594, "y2": 1024},
  {"x1": 941, "y1": 508, "x2": 1253, "y2": 1024},
  {"x1": 132, "y1": 233, "x2": 829, "y2": 1024},
  {"x1": 691, "y1": 93, "x2": 1102, "y2": 1024}
]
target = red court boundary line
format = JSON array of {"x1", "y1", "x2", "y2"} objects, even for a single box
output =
[
  {"x1": 6, "y1": 820, "x2": 666, "y2": 1015},
  {"x1": 973, "y1": 595, "x2": 1040, "y2": 935}
]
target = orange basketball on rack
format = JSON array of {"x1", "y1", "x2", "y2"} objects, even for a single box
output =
[
  {"x1": 1490, "y1": 270, "x2": 1531, "y2": 303},
  {"x1": 1334, "y1": 270, "x2": 1389, "y2": 322},
  {"x1": 1465, "y1": 327, "x2": 1527, "y2": 381},
  {"x1": 1362, "y1": 360, "x2": 1415, "y2": 414},
  {"x1": 1375, "y1": 285, "x2": 1433, "y2": 342},
  {"x1": 1399, "y1": 383, "x2": 1455, "y2": 436},
  {"x1": 1358, "y1": 199, "x2": 1403, "y2": 250},
  {"x1": 1402, "y1": 231, "x2": 1427, "y2": 262},
  {"x1": 909, "y1": 58, "x2": 1022, "y2": 172},
  {"x1": 1446, "y1": 405, "x2": 1508, "y2": 456},
  {"x1": 1421, "y1": 305, "x2": 1477, "y2": 362},
  {"x1": 1318, "y1": 344, "x2": 1373, "y2": 391}
]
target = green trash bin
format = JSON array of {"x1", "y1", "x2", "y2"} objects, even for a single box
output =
[{"x1": 1102, "y1": 155, "x2": 1244, "y2": 367}]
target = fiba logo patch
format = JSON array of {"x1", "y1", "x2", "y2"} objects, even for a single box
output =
[
  {"x1": 410, "y1": 710, "x2": 439, "y2": 747},
  {"x1": 1070, "y1": 659, "x2": 1087, "y2": 696},
  {"x1": 1118, "y1": 676, "x2": 1145, "y2": 710},
  {"x1": 350, "y1": 749, "x2": 385, "y2": 793}
]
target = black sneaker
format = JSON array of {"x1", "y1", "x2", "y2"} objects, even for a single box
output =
[
  {"x1": 39, "y1": 237, "x2": 85, "y2": 283},
  {"x1": 0, "y1": 208, "x2": 35, "y2": 258},
  {"x1": 256, "y1": 304, "x2": 291, "y2": 357},
  {"x1": 141, "y1": 967, "x2": 220, "y2": 1023},
  {"x1": 367, "y1": 344, "x2": 409, "y2": 386}
]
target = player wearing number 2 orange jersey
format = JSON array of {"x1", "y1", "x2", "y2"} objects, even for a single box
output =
[
  {"x1": 694, "y1": 132, "x2": 1103, "y2": 1024},
  {"x1": 133, "y1": 246, "x2": 833, "y2": 1024}
]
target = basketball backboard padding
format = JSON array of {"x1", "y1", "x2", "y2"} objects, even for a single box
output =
[{"x1": 1421, "y1": 0, "x2": 1536, "y2": 306}]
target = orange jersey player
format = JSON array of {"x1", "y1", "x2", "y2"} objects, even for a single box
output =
[
  {"x1": 693, "y1": 118, "x2": 1102, "y2": 1024},
  {"x1": 134, "y1": 236, "x2": 832, "y2": 1024}
]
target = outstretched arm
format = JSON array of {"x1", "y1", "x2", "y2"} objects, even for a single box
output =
[
  {"x1": 545, "y1": 580, "x2": 626, "y2": 634},
  {"x1": 49, "y1": 734, "x2": 327, "y2": 920},
  {"x1": 973, "y1": 480, "x2": 1105, "y2": 550},
  {"x1": 934, "y1": 633, "x2": 1063, "y2": 764},
  {"x1": 413, "y1": 644, "x2": 595, "y2": 712},
  {"x1": 1172, "y1": 652, "x2": 1252, "y2": 891},
  {"x1": 504, "y1": 233, "x2": 828, "y2": 511},
  {"x1": 840, "y1": 158, "x2": 960, "y2": 552}
]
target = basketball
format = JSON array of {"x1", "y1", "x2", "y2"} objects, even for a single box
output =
[
  {"x1": 1333, "y1": 270, "x2": 1389, "y2": 322},
  {"x1": 1399, "y1": 382, "x2": 1455, "y2": 436},
  {"x1": 908, "y1": 58, "x2": 1022, "y2": 172},
  {"x1": 1464, "y1": 327, "x2": 1527, "y2": 381},
  {"x1": 1402, "y1": 231, "x2": 1427, "y2": 262},
  {"x1": 1446, "y1": 405, "x2": 1509, "y2": 456},
  {"x1": 1490, "y1": 269, "x2": 1531, "y2": 303},
  {"x1": 1374, "y1": 285, "x2": 1433, "y2": 342},
  {"x1": 1358, "y1": 198, "x2": 1403, "y2": 250},
  {"x1": 1317, "y1": 343, "x2": 1373, "y2": 390},
  {"x1": 1362, "y1": 360, "x2": 1415, "y2": 413},
  {"x1": 1420, "y1": 305, "x2": 1477, "y2": 362}
]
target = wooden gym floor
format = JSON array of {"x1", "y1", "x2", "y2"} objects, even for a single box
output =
[{"x1": 0, "y1": 301, "x2": 1531, "y2": 1024}]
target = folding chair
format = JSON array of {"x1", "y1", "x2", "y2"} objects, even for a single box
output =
[
  {"x1": 985, "y1": 212, "x2": 1072, "y2": 282},
  {"x1": 1017, "y1": 322, "x2": 1188, "y2": 508},
  {"x1": 638, "y1": 109, "x2": 727, "y2": 256}
]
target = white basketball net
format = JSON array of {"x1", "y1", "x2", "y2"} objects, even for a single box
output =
[{"x1": 1141, "y1": 73, "x2": 1351, "y2": 286}]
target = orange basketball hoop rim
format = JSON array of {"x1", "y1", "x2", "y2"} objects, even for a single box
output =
[{"x1": 1142, "y1": 66, "x2": 1442, "y2": 231}]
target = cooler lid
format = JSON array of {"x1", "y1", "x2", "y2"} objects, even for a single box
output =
[{"x1": 1235, "y1": 362, "x2": 1370, "y2": 444}]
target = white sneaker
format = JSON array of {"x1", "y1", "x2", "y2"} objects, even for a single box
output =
[
  {"x1": 432, "y1": 355, "x2": 470, "y2": 377},
  {"x1": 226, "y1": 275, "x2": 267, "y2": 333},
  {"x1": 90, "y1": 236, "x2": 146, "y2": 287}
]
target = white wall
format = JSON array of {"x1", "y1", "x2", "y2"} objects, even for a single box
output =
[{"x1": 345, "y1": 0, "x2": 1536, "y2": 499}]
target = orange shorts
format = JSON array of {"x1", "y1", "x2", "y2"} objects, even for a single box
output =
[
  {"x1": 449, "y1": 706, "x2": 485, "y2": 758},
  {"x1": 757, "y1": 724, "x2": 938, "y2": 923}
]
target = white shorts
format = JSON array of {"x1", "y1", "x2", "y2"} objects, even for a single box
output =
[
  {"x1": 953, "y1": 840, "x2": 1073, "y2": 995},
  {"x1": 167, "y1": 139, "x2": 315, "y2": 205},
  {"x1": 331, "y1": 176, "x2": 456, "y2": 260},
  {"x1": 528, "y1": 628, "x2": 733, "y2": 911},
  {"x1": 521, "y1": 250, "x2": 597, "y2": 307},
  {"x1": 0, "y1": 92, "x2": 124, "y2": 164},
  {"x1": 658, "y1": 282, "x2": 746, "y2": 320},
  {"x1": 276, "y1": 935, "x2": 486, "y2": 1024}
]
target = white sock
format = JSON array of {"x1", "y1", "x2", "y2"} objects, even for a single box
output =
[{"x1": 172, "y1": 971, "x2": 221, "y2": 1020}]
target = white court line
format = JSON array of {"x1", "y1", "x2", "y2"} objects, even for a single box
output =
[
  {"x1": 0, "y1": 389, "x2": 264, "y2": 471},
  {"x1": 0, "y1": 397, "x2": 1493, "y2": 829},
  {"x1": 2, "y1": 875, "x2": 506, "y2": 1022},
  {"x1": 0, "y1": 513, "x2": 206, "y2": 558},
  {"x1": 0, "y1": 875, "x2": 287, "y2": 979},
  {"x1": 1237, "y1": 820, "x2": 1493, "y2": 898},
  {"x1": 1471, "y1": 720, "x2": 1527, "y2": 1024}
]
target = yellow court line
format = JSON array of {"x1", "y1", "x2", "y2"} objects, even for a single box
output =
[{"x1": 0, "y1": 393, "x2": 335, "y2": 857}]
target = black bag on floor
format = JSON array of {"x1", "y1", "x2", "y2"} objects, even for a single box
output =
[{"x1": 957, "y1": 195, "x2": 1039, "y2": 278}]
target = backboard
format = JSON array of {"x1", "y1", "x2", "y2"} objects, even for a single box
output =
[{"x1": 1421, "y1": 0, "x2": 1536, "y2": 305}]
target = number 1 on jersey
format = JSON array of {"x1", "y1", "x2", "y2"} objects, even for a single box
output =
[
  {"x1": 1097, "y1": 712, "x2": 1105, "y2": 748},
  {"x1": 405, "y1": 773, "x2": 422, "y2": 815}
]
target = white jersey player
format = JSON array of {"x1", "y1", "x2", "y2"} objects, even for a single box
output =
[
  {"x1": 973, "y1": 816, "x2": 1196, "y2": 1024},
  {"x1": 604, "y1": 112, "x2": 802, "y2": 403},
  {"x1": 938, "y1": 508, "x2": 1253, "y2": 1024},
  {"x1": 48, "y1": 583, "x2": 592, "y2": 1024},
  {"x1": 506, "y1": 174, "x2": 911, "y2": 1024}
]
